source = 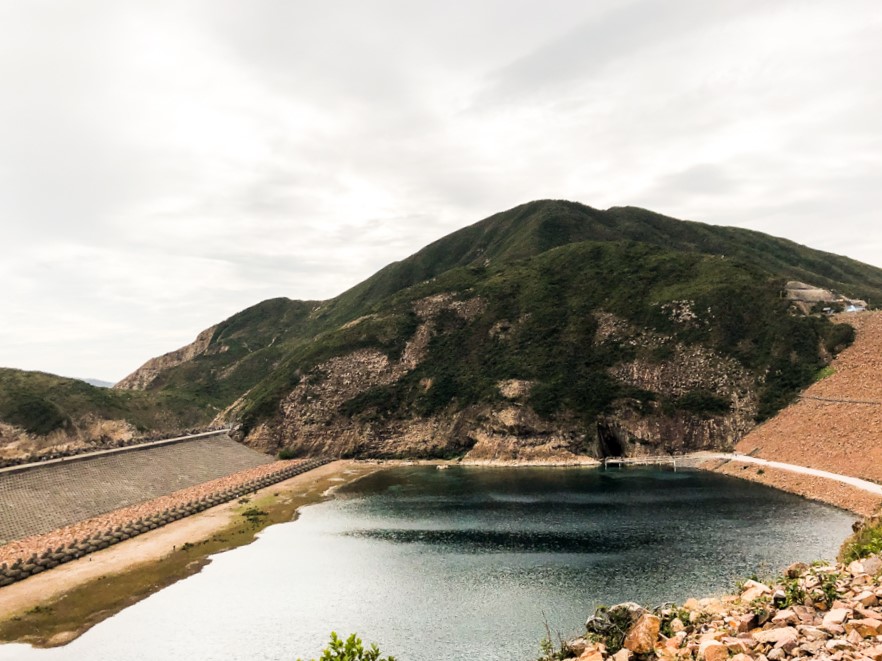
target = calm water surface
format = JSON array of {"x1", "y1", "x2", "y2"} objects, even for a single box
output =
[{"x1": 0, "y1": 467, "x2": 855, "y2": 661}]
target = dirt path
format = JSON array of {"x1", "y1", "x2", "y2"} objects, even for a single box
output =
[
  {"x1": 701, "y1": 453, "x2": 882, "y2": 495},
  {"x1": 691, "y1": 452, "x2": 882, "y2": 516}
]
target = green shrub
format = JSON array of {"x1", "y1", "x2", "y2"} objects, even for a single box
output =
[
  {"x1": 814, "y1": 366, "x2": 835, "y2": 382},
  {"x1": 673, "y1": 390, "x2": 731, "y2": 416},
  {"x1": 241, "y1": 507, "x2": 268, "y2": 525},
  {"x1": 782, "y1": 577, "x2": 806, "y2": 607},
  {"x1": 824, "y1": 323, "x2": 855, "y2": 354},
  {"x1": 299, "y1": 632, "x2": 395, "y2": 661},
  {"x1": 278, "y1": 448, "x2": 300, "y2": 460},
  {"x1": 841, "y1": 518, "x2": 882, "y2": 562}
]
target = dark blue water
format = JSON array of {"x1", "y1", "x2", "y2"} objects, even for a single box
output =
[{"x1": 0, "y1": 467, "x2": 855, "y2": 661}]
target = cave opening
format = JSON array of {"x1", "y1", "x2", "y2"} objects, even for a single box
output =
[{"x1": 596, "y1": 423, "x2": 626, "y2": 458}]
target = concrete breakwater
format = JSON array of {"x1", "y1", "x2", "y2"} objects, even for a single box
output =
[
  {"x1": 0, "y1": 434, "x2": 278, "y2": 544},
  {"x1": 0, "y1": 427, "x2": 229, "y2": 470},
  {"x1": 0, "y1": 458, "x2": 329, "y2": 588}
]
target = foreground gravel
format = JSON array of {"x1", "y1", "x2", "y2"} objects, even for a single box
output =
[{"x1": 558, "y1": 554, "x2": 882, "y2": 661}]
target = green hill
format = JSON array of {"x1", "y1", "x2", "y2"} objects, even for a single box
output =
[
  {"x1": 3, "y1": 200, "x2": 876, "y2": 458},
  {"x1": 0, "y1": 368, "x2": 203, "y2": 439}
]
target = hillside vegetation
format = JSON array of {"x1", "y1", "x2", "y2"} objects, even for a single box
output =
[
  {"x1": 0, "y1": 368, "x2": 208, "y2": 447},
  {"x1": 4, "y1": 200, "x2": 879, "y2": 458}
]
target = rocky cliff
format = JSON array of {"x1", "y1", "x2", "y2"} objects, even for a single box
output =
[
  {"x1": 238, "y1": 293, "x2": 767, "y2": 462},
  {"x1": 115, "y1": 325, "x2": 218, "y2": 390}
]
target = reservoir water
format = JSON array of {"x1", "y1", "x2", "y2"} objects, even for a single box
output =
[{"x1": 0, "y1": 467, "x2": 855, "y2": 661}]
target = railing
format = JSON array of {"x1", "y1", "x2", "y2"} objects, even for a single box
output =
[{"x1": 602, "y1": 456, "x2": 679, "y2": 470}]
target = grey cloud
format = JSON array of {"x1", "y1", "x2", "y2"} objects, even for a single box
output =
[
  {"x1": 2, "y1": 0, "x2": 882, "y2": 380},
  {"x1": 478, "y1": 0, "x2": 765, "y2": 105}
]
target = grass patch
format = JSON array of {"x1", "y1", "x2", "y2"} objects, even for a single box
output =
[
  {"x1": 814, "y1": 365, "x2": 836, "y2": 382},
  {"x1": 841, "y1": 517, "x2": 882, "y2": 563}
]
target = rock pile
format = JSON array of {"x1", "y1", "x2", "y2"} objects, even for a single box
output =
[{"x1": 555, "y1": 556, "x2": 882, "y2": 661}]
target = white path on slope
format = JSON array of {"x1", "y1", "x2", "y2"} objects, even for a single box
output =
[{"x1": 700, "y1": 453, "x2": 882, "y2": 496}]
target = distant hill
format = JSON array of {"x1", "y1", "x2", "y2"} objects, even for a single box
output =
[
  {"x1": 104, "y1": 200, "x2": 872, "y2": 460},
  {"x1": 2, "y1": 200, "x2": 876, "y2": 459},
  {"x1": 80, "y1": 378, "x2": 115, "y2": 389},
  {"x1": 0, "y1": 367, "x2": 209, "y2": 452}
]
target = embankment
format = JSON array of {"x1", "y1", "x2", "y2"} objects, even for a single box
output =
[
  {"x1": 0, "y1": 433, "x2": 273, "y2": 544},
  {"x1": 0, "y1": 460, "x2": 378, "y2": 647},
  {"x1": 706, "y1": 311, "x2": 882, "y2": 515}
]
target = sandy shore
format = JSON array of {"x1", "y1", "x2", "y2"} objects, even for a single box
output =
[{"x1": 0, "y1": 460, "x2": 381, "y2": 648}]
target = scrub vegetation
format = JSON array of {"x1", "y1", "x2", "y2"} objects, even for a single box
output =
[{"x1": 3, "y1": 200, "x2": 877, "y2": 447}]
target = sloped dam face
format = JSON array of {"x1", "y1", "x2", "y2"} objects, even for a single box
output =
[{"x1": 0, "y1": 466, "x2": 854, "y2": 661}]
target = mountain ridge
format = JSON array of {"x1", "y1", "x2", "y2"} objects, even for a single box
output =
[{"x1": 2, "y1": 200, "x2": 877, "y2": 460}]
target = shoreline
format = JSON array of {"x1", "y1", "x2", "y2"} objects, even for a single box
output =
[
  {"x1": 378, "y1": 454, "x2": 880, "y2": 517},
  {"x1": 0, "y1": 460, "x2": 382, "y2": 648},
  {"x1": 698, "y1": 456, "x2": 882, "y2": 517},
  {"x1": 0, "y1": 454, "x2": 875, "y2": 650}
]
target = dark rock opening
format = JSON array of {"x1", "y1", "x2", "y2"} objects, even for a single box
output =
[{"x1": 596, "y1": 422, "x2": 626, "y2": 458}]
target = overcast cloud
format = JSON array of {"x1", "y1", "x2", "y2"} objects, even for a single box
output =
[{"x1": 2, "y1": 0, "x2": 881, "y2": 382}]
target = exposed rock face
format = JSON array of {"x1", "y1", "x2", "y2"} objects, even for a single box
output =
[
  {"x1": 594, "y1": 313, "x2": 758, "y2": 456},
  {"x1": 115, "y1": 326, "x2": 218, "y2": 390},
  {"x1": 244, "y1": 294, "x2": 592, "y2": 462},
  {"x1": 245, "y1": 303, "x2": 765, "y2": 461},
  {"x1": 0, "y1": 416, "x2": 137, "y2": 461}
]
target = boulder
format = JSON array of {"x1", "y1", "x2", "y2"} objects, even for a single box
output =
[
  {"x1": 753, "y1": 627, "x2": 799, "y2": 645},
  {"x1": 772, "y1": 609, "x2": 799, "y2": 625},
  {"x1": 566, "y1": 638, "x2": 590, "y2": 656},
  {"x1": 786, "y1": 562, "x2": 809, "y2": 578},
  {"x1": 797, "y1": 625, "x2": 831, "y2": 641},
  {"x1": 823, "y1": 608, "x2": 852, "y2": 627},
  {"x1": 741, "y1": 580, "x2": 772, "y2": 603},
  {"x1": 698, "y1": 640, "x2": 728, "y2": 661},
  {"x1": 669, "y1": 618, "x2": 686, "y2": 633},
  {"x1": 792, "y1": 605, "x2": 819, "y2": 624},
  {"x1": 825, "y1": 637, "x2": 853, "y2": 652},
  {"x1": 844, "y1": 618, "x2": 882, "y2": 638},
  {"x1": 586, "y1": 602, "x2": 646, "y2": 637},
  {"x1": 610, "y1": 649, "x2": 631, "y2": 661},
  {"x1": 850, "y1": 557, "x2": 882, "y2": 576},
  {"x1": 578, "y1": 648, "x2": 604, "y2": 661},
  {"x1": 623, "y1": 614, "x2": 660, "y2": 654},
  {"x1": 856, "y1": 590, "x2": 879, "y2": 607}
]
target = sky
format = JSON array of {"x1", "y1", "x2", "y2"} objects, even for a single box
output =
[{"x1": 1, "y1": 1, "x2": 881, "y2": 382}]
